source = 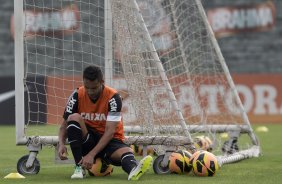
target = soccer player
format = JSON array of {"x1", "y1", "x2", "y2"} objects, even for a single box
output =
[{"x1": 58, "y1": 65, "x2": 153, "y2": 180}]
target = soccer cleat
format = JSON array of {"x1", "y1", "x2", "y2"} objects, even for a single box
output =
[
  {"x1": 128, "y1": 155, "x2": 153, "y2": 181},
  {"x1": 71, "y1": 165, "x2": 86, "y2": 179}
]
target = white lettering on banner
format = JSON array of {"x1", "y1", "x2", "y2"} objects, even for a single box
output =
[
  {"x1": 179, "y1": 86, "x2": 201, "y2": 115},
  {"x1": 254, "y1": 85, "x2": 278, "y2": 114},
  {"x1": 25, "y1": 10, "x2": 78, "y2": 32},
  {"x1": 152, "y1": 34, "x2": 173, "y2": 51},
  {"x1": 210, "y1": 7, "x2": 273, "y2": 32},
  {"x1": 232, "y1": 85, "x2": 253, "y2": 113},
  {"x1": 110, "y1": 78, "x2": 282, "y2": 123},
  {"x1": 62, "y1": 10, "x2": 78, "y2": 29},
  {"x1": 208, "y1": 2, "x2": 275, "y2": 37},
  {"x1": 10, "y1": 4, "x2": 80, "y2": 40},
  {"x1": 199, "y1": 85, "x2": 225, "y2": 115},
  {"x1": 118, "y1": 86, "x2": 281, "y2": 123},
  {"x1": 211, "y1": 8, "x2": 273, "y2": 31},
  {"x1": 148, "y1": 86, "x2": 167, "y2": 116},
  {"x1": 81, "y1": 112, "x2": 107, "y2": 121}
]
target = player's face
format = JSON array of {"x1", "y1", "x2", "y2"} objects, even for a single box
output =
[{"x1": 83, "y1": 79, "x2": 103, "y2": 100}]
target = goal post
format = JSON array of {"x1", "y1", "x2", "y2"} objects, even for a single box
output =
[
  {"x1": 14, "y1": 0, "x2": 260, "y2": 175},
  {"x1": 14, "y1": 0, "x2": 25, "y2": 145},
  {"x1": 110, "y1": 0, "x2": 260, "y2": 158}
]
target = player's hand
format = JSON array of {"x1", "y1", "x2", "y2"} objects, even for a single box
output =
[
  {"x1": 79, "y1": 154, "x2": 94, "y2": 170},
  {"x1": 58, "y1": 144, "x2": 68, "y2": 160}
]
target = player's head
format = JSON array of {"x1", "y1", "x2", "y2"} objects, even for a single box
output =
[
  {"x1": 83, "y1": 65, "x2": 104, "y2": 82},
  {"x1": 83, "y1": 66, "x2": 104, "y2": 100}
]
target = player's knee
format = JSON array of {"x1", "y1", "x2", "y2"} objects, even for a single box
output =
[
  {"x1": 67, "y1": 113, "x2": 83, "y2": 122},
  {"x1": 122, "y1": 146, "x2": 134, "y2": 154},
  {"x1": 67, "y1": 120, "x2": 81, "y2": 129},
  {"x1": 111, "y1": 147, "x2": 131, "y2": 159}
]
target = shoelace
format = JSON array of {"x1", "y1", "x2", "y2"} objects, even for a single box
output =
[{"x1": 75, "y1": 166, "x2": 82, "y2": 173}]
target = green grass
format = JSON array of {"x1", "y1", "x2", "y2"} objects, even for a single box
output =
[{"x1": 1, "y1": 124, "x2": 282, "y2": 184}]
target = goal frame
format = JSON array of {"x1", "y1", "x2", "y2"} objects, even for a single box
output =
[
  {"x1": 14, "y1": 0, "x2": 26, "y2": 145},
  {"x1": 108, "y1": 0, "x2": 260, "y2": 163},
  {"x1": 14, "y1": 0, "x2": 195, "y2": 147},
  {"x1": 14, "y1": 0, "x2": 261, "y2": 173}
]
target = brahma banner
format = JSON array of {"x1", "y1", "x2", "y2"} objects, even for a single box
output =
[
  {"x1": 10, "y1": 4, "x2": 80, "y2": 39},
  {"x1": 47, "y1": 74, "x2": 282, "y2": 124},
  {"x1": 207, "y1": 1, "x2": 276, "y2": 38}
]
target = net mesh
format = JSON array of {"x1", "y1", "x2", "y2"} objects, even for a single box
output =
[{"x1": 21, "y1": 0, "x2": 258, "y2": 156}]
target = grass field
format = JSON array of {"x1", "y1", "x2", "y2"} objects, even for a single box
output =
[{"x1": 0, "y1": 124, "x2": 282, "y2": 184}]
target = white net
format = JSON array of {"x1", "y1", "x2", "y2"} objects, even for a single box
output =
[
  {"x1": 18, "y1": 0, "x2": 260, "y2": 161},
  {"x1": 22, "y1": 0, "x2": 105, "y2": 136},
  {"x1": 110, "y1": 0, "x2": 259, "y2": 156}
]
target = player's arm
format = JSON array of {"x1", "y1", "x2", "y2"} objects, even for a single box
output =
[
  {"x1": 58, "y1": 89, "x2": 79, "y2": 160},
  {"x1": 58, "y1": 119, "x2": 68, "y2": 160},
  {"x1": 81, "y1": 93, "x2": 122, "y2": 169}
]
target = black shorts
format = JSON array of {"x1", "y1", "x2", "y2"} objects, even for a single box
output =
[{"x1": 81, "y1": 128, "x2": 129, "y2": 166}]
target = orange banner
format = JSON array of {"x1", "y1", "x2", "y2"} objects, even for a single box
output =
[
  {"x1": 233, "y1": 74, "x2": 282, "y2": 124},
  {"x1": 10, "y1": 4, "x2": 80, "y2": 40},
  {"x1": 207, "y1": 1, "x2": 276, "y2": 38},
  {"x1": 47, "y1": 74, "x2": 282, "y2": 124}
]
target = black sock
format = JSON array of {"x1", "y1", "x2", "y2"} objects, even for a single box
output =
[
  {"x1": 121, "y1": 152, "x2": 138, "y2": 174},
  {"x1": 67, "y1": 121, "x2": 83, "y2": 165}
]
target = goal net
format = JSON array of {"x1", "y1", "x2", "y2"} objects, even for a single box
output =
[{"x1": 15, "y1": 0, "x2": 260, "y2": 169}]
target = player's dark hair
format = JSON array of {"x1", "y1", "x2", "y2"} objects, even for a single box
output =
[{"x1": 83, "y1": 65, "x2": 103, "y2": 82}]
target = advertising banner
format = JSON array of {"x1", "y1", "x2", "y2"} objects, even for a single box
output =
[
  {"x1": 207, "y1": 1, "x2": 276, "y2": 38},
  {"x1": 10, "y1": 4, "x2": 80, "y2": 40},
  {"x1": 46, "y1": 74, "x2": 282, "y2": 124}
]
